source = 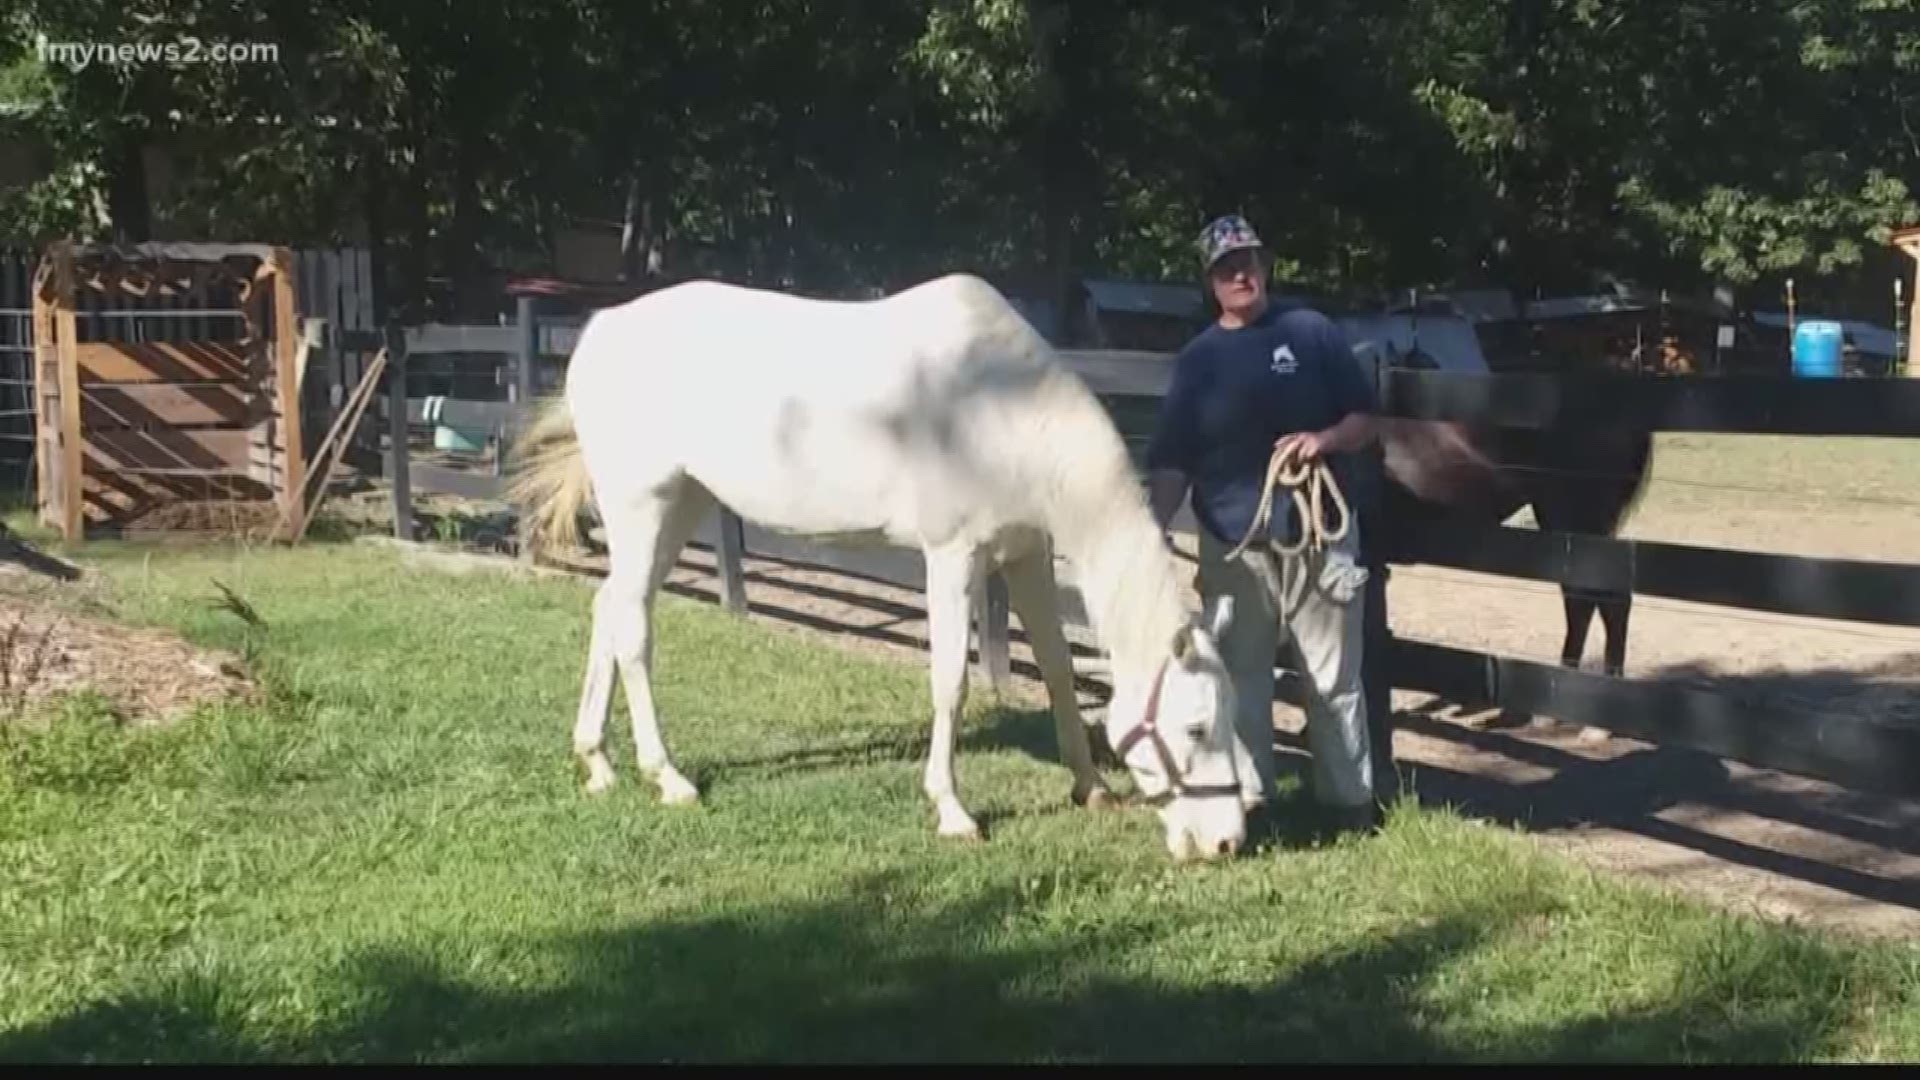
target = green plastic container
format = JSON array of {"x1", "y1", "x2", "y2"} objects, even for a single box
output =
[
  {"x1": 433, "y1": 423, "x2": 486, "y2": 452},
  {"x1": 421, "y1": 396, "x2": 488, "y2": 452}
]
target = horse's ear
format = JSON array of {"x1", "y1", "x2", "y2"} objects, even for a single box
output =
[
  {"x1": 1170, "y1": 623, "x2": 1194, "y2": 663},
  {"x1": 1205, "y1": 595, "x2": 1234, "y2": 640}
]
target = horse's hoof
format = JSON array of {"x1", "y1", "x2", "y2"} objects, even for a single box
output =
[
  {"x1": 936, "y1": 813, "x2": 983, "y2": 841},
  {"x1": 657, "y1": 769, "x2": 700, "y2": 806},
  {"x1": 583, "y1": 763, "x2": 616, "y2": 795},
  {"x1": 1074, "y1": 784, "x2": 1119, "y2": 811}
]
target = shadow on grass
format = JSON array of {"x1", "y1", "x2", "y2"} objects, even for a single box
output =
[
  {"x1": 0, "y1": 868, "x2": 1872, "y2": 1063},
  {"x1": 689, "y1": 697, "x2": 1102, "y2": 781}
]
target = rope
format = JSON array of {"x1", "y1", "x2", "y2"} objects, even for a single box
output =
[{"x1": 1221, "y1": 440, "x2": 1352, "y2": 562}]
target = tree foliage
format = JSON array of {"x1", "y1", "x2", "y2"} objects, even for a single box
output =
[{"x1": 0, "y1": 0, "x2": 1911, "y2": 316}]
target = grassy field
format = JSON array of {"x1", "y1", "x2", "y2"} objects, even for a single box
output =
[{"x1": 2, "y1": 537, "x2": 1919, "y2": 1063}]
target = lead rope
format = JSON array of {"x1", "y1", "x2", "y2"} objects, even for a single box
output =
[{"x1": 1220, "y1": 441, "x2": 1352, "y2": 563}]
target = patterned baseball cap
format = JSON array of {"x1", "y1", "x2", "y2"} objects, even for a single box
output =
[{"x1": 1198, "y1": 214, "x2": 1264, "y2": 269}]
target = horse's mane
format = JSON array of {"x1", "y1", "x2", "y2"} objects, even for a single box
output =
[{"x1": 972, "y1": 309, "x2": 1190, "y2": 673}]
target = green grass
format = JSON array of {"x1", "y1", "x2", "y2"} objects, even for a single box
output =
[{"x1": 2, "y1": 537, "x2": 1919, "y2": 1063}]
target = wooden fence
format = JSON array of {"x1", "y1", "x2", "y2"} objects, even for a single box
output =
[
  {"x1": 0, "y1": 245, "x2": 377, "y2": 503},
  {"x1": 336, "y1": 295, "x2": 577, "y2": 541},
  {"x1": 366, "y1": 306, "x2": 1920, "y2": 800}
]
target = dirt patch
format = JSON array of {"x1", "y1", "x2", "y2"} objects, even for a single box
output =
[{"x1": 0, "y1": 590, "x2": 257, "y2": 728}]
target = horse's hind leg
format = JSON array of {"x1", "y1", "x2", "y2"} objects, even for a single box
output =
[
  {"x1": 922, "y1": 543, "x2": 983, "y2": 840},
  {"x1": 575, "y1": 474, "x2": 714, "y2": 803},
  {"x1": 574, "y1": 578, "x2": 623, "y2": 794},
  {"x1": 998, "y1": 544, "x2": 1112, "y2": 810}
]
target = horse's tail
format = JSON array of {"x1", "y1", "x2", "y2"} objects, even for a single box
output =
[{"x1": 507, "y1": 394, "x2": 593, "y2": 556}]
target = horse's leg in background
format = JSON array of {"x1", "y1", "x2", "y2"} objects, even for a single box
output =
[
  {"x1": 1558, "y1": 586, "x2": 1599, "y2": 671},
  {"x1": 1555, "y1": 582, "x2": 1631, "y2": 679},
  {"x1": 998, "y1": 543, "x2": 1112, "y2": 809},
  {"x1": 922, "y1": 543, "x2": 984, "y2": 839},
  {"x1": 589, "y1": 473, "x2": 714, "y2": 804},
  {"x1": 1597, "y1": 588, "x2": 1633, "y2": 678},
  {"x1": 1593, "y1": 431, "x2": 1651, "y2": 685},
  {"x1": 1532, "y1": 427, "x2": 1651, "y2": 745}
]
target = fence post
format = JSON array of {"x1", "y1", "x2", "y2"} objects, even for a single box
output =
[
  {"x1": 973, "y1": 570, "x2": 1011, "y2": 694},
  {"x1": 512, "y1": 295, "x2": 538, "y2": 562},
  {"x1": 514, "y1": 294, "x2": 537, "y2": 407},
  {"x1": 385, "y1": 322, "x2": 412, "y2": 540},
  {"x1": 715, "y1": 507, "x2": 748, "y2": 614},
  {"x1": 1365, "y1": 343, "x2": 1399, "y2": 805}
]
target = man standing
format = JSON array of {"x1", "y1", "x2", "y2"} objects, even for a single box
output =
[{"x1": 1144, "y1": 213, "x2": 1383, "y2": 836}]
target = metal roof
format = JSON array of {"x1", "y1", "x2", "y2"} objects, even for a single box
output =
[
  {"x1": 1384, "y1": 288, "x2": 1519, "y2": 324},
  {"x1": 1337, "y1": 313, "x2": 1490, "y2": 374},
  {"x1": 1081, "y1": 278, "x2": 1204, "y2": 319}
]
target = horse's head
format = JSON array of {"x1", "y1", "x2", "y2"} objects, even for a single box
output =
[
  {"x1": 1367, "y1": 339, "x2": 1519, "y2": 509},
  {"x1": 1104, "y1": 595, "x2": 1247, "y2": 863}
]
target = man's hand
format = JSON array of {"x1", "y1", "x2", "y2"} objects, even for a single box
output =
[
  {"x1": 1280, "y1": 412, "x2": 1378, "y2": 460},
  {"x1": 1274, "y1": 430, "x2": 1326, "y2": 461}
]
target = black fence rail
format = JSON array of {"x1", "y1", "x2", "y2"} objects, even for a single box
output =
[
  {"x1": 1390, "y1": 521, "x2": 1920, "y2": 630},
  {"x1": 1383, "y1": 367, "x2": 1920, "y2": 436}
]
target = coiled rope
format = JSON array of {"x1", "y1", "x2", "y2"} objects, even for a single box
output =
[{"x1": 1220, "y1": 440, "x2": 1352, "y2": 562}]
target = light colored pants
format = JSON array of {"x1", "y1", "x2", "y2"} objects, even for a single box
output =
[{"x1": 1196, "y1": 518, "x2": 1375, "y2": 811}]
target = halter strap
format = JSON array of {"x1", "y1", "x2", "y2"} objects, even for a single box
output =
[{"x1": 1112, "y1": 658, "x2": 1243, "y2": 807}]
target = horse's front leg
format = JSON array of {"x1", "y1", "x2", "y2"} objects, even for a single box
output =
[
  {"x1": 923, "y1": 545, "x2": 982, "y2": 840},
  {"x1": 998, "y1": 546, "x2": 1113, "y2": 810}
]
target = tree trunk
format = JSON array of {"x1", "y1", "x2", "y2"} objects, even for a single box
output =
[
  {"x1": 619, "y1": 172, "x2": 644, "y2": 282},
  {"x1": 449, "y1": 138, "x2": 482, "y2": 318},
  {"x1": 106, "y1": 134, "x2": 151, "y2": 242},
  {"x1": 619, "y1": 170, "x2": 665, "y2": 288},
  {"x1": 1026, "y1": 0, "x2": 1079, "y2": 344}
]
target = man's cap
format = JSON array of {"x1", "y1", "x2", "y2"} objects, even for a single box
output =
[{"x1": 1199, "y1": 214, "x2": 1264, "y2": 270}]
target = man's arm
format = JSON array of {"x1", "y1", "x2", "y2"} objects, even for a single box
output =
[
  {"x1": 1143, "y1": 345, "x2": 1202, "y2": 539},
  {"x1": 1148, "y1": 468, "x2": 1189, "y2": 535},
  {"x1": 1315, "y1": 409, "x2": 1379, "y2": 454}
]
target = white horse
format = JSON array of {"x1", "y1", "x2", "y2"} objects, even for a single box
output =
[{"x1": 510, "y1": 272, "x2": 1250, "y2": 862}]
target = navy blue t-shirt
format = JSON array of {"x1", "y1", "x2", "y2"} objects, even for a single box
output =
[{"x1": 1145, "y1": 301, "x2": 1380, "y2": 549}]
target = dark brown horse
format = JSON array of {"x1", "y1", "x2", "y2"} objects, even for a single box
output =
[{"x1": 1368, "y1": 341, "x2": 1654, "y2": 718}]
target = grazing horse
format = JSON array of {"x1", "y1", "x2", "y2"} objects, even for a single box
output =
[
  {"x1": 1363, "y1": 337, "x2": 1653, "y2": 733},
  {"x1": 510, "y1": 273, "x2": 1252, "y2": 862}
]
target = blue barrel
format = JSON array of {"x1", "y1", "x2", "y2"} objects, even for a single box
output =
[{"x1": 1792, "y1": 320, "x2": 1845, "y2": 378}]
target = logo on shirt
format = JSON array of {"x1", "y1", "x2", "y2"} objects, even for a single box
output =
[{"x1": 1270, "y1": 344, "x2": 1298, "y2": 375}]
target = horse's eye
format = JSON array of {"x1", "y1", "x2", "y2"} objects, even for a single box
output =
[{"x1": 1185, "y1": 720, "x2": 1207, "y2": 742}]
